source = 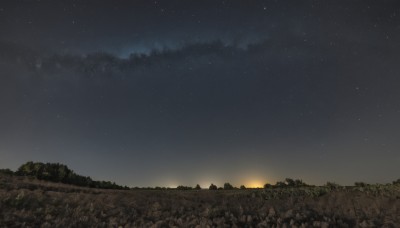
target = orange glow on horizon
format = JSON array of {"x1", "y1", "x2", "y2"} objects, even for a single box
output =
[{"x1": 244, "y1": 180, "x2": 265, "y2": 188}]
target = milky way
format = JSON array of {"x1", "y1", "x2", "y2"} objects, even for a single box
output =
[{"x1": 1, "y1": 0, "x2": 400, "y2": 187}]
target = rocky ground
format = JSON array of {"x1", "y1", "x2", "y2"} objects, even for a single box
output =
[{"x1": 1, "y1": 174, "x2": 399, "y2": 227}]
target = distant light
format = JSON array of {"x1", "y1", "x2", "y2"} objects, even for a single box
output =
[{"x1": 245, "y1": 180, "x2": 265, "y2": 188}]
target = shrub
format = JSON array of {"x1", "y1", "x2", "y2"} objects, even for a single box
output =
[
  {"x1": 0, "y1": 168, "x2": 14, "y2": 176},
  {"x1": 275, "y1": 181, "x2": 287, "y2": 187},
  {"x1": 354, "y1": 182, "x2": 368, "y2": 187},
  {"x1": 209, "y1": 183, "x2": 217, "y2": 190},
  {"x1": 223, "y1": 182, "x2": 234, "y2": 190},
  {"x1": 15, "y1": 161, "x2": 127, "y2": 190},
  {"x1": 264, "y1": 183, "x2": 272, "y2": 189},
  {"x1": 177, "y1": 185, "x2": 193, "y2": 190},
  {"x1": 294, "y1": 179, "x2": 307, "y2": 187},
  {"x1": 285, "y1": 178, "x2": 307, "y2": 187},
  {"x1": 325, "y1": 182, "x2": 341, "y2": 190},
  {"x1": 285, "y1": 178, "x2": 295, "y2": 186}
]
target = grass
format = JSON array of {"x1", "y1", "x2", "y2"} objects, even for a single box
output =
[{"x1": 1, "y1": 174, "x2": 400, "y2": 227}]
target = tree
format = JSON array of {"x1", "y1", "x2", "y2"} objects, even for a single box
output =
[
  {"x1": 15, "y1": 161, "x2": 127, "y2": 190},
  {"x1": 209, "y1": 183, "x2": 217, "y2": 190},
  {"x1": 325, "y1": 182, "x2": 341, "y2": 190},
  {"x1": 195, "y1": 184, "x2": 201, "y2": 190},
  {"x1": 264, "y1": 183, "x2": 272, "y2": 189},
  {"x1": 240, "y1": 185, "x2": 246, "y2": 190},
  {"x1": 355, "y1": 182, "x2": 367, "y2": 187},
  {"x1": 285, "y1": 178, "x2": 295, "y2": 187},
  {"x1": 275, "y1": 181, "x2": 287, "y2": 187},
  {"x1": 0, "y1": 168, "x2": 14, "y2": 175},
  {"x1": 224, "y1": 182, "x2": 234, "y2": 190},
  {"x1": 177, "y1": 185, "x2": 193, "y2": 190},
  {"x1": 294, "y1": 179, "x2": 306, "y2": 187}
]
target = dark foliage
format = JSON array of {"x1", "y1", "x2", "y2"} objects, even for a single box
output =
[
  {"x1": 264, "y1": 183, "x2": 272, "y2": 189},
  {"x1": 209, "y1": 183, "x2": 217, "y2": 190},
  {"x1": 176, "y1": 185, "x2": 193, "y2": 190},
  {"x1": 285, "y1": 178, "x2": 307, "y2": 187},
  {"x1": 354, "y1": 182, "x2": 368, "y2": 187},
  {"x1": 223, "y1": 182, "x2": 234, "y2": 190},
  {"x1": 0, "y1": 169, "x2": 14, "y2": 176},
  {"x1": 15, "y1": 161, "x2": 127, "y2": 190},
  {"x1": 275, "y1": 181, "x2": 287, "y2": 187}
]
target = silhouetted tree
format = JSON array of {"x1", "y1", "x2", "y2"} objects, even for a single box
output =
[
  {"x1": 275, "y1": 181, "x2": 287, "y2": 187},
  {"x1": 240, "y1": 185, "x2": 246, "y2": 190},
  {"x1": 195, "y1": 184, "x2": 201, "y2": 190},
  {"x1": 224, "y1": 182, "x2": 234, "y2": 190},
  {"x1": 177, "y1": 185, "x2": 193, "y2": 190},
  {"x1": 285, "y1": 178, "x2": 295, "y2": 186},
  {"x1": 294, "y1": 179, "x2": 306, "y2": 187},
  {"x1": 264, "y1": 183, "x2": 272, "y2": 189},
  {"x1": 209, "y1": 183, "x2": 217, "y2": 190},
  {"x1": 354, "y1": 182, "x2": 368, "y2": 187},
  {"x1": 0, "y1": 168, "x2": 14, "y2": 175},
  {"x1": 15, "y1": 161, "x2": 126, "y2": 190},
  {"x1": 325, "y1": 182, "x2": 341, "y2": 190}
]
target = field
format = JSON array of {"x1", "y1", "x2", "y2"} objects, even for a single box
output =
[{"x1": 1, "y1": 174, "x2": 400, "y2": 227}]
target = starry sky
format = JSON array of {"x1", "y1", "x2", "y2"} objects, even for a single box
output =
[{"x1": 1, "y1": 0, "x2": 400, "y2": 187}]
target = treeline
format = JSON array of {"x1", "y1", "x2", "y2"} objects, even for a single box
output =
[
  {"x1": 0, "y1": 162, "x2": 128, "y2": 190},
  {"x1": 131, "y1": 179, "x2": 309, "y2": 191},
  {"x1": 1, "y1": 164, "x2": 399, "y2": 190},
  {"x1": 208, "y1": 179, "x2": 309, "y2": 191},
  {"x1": 133, "y1": 178, "x2": 400, "y2": 191}
]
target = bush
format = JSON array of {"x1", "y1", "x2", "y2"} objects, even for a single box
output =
[
  {"x1": 0, "y1": 168, "x2": 14, "y2": 176},
  {"x1": 285, "y1": 178, "x2": 295, "y2": 186},
  {"x1": 223, "y1": 182, "x2": 234, "y2": 190},
  {"x1": 285, "y1": 178, "x2": 307, "y2": 187},
  {"x1": 264, "y1": 183, "x2": 272, "y2": 189},
  {"x1": 355, "y1": 182, "x2": 368, "y2": 187},
  {"x1": 275, "y1": 181, "x2": 287, "y2": 187},
  {"x1": 15, "y1": 161, "x2": 127, "y2": 190},
  {"x1": 195, "y1": 184, "x2": 201, "y2": 190},
  {"x1": 240, "y1": 185, "x2": 246, "y2": 190},
  {"x1": 325, "y1": 182, "x2": 341, "y2": 190},
  {"x1": 177, "y1": 185, "x2": 193, "y2": 190},
  {"x1": 209, "y1": 183, "x2": 217, "y2": 190}
]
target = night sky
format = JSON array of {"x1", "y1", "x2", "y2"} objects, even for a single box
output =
[{"x1": 1, "y1": 0, "x2": 400, "y2": 187}]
